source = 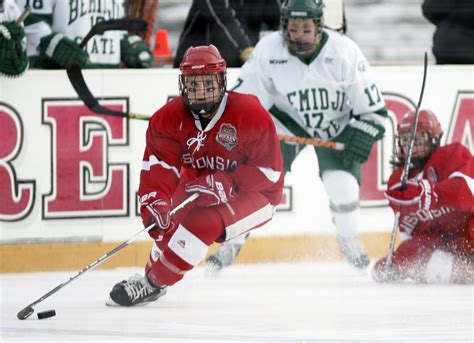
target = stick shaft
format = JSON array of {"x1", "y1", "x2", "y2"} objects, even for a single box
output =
[
  {"x1": 15, "y1": 5, "x2": 31, "y2": 24},
  {"x1": 277, "y1": 134, "x2": 344, "y2": 150},
  {"x1": 385, "y1": 52, "x2": 428, "y2": 267},
  {"x1": 400, "y1": 52, "x2": 428, "y2": 188}
]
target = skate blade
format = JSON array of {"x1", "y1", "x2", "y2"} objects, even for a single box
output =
[
  {"x1": 105, "y1": 297, "x2": 120, "y2": 307},
  {"x1": 105, "y1": 296, "x2": 161, "y2": 307}
]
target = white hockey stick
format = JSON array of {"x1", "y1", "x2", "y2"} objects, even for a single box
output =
[
  {"x1": 16, "y1": 193, "x2": 199, "y2": 320},
  {"x1": 15, "y1": 5, "x2": 31, "y2": 24},
  {"x1": 385, "y1": 52, "x2": 428, "y2": 267}
]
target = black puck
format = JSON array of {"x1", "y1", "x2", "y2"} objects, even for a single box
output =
[{"x1": 37, "y1": 309, "x2": 56, "y2": 319}]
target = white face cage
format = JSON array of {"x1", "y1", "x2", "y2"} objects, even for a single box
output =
[
  {"x1": 397, "y1": 131, "x2": 440, "y2": 165},
  {"x1": 179, "y1": 73, "x2": 226, "y2": 118}
]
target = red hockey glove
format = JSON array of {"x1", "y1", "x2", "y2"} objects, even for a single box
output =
[
  {"x1": 141, "y1": 198, "x2": 172, "y2": 231},
  {"x1": 372, "y1": 257, "x2": 403, "y2": 283},
  {"x1": 184, "y1": 171, "x2": 236, "y2": 207},
  {"x1": 385, "y1": 179, "x2": 437, "y2": 215}
]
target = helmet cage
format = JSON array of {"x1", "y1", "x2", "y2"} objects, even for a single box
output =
[
  {"x1": 179, "y1": 72, "x2": 227, "y2": 116},
  {"x1": 395, "y1": 109, "x2": 443, "y2": 168},
  {"x1": 178, "y1": 45, "x2": 227, "y2": 117},
  {"x1": 396, "y1": 131, "x2": 441, "y2": 168}
]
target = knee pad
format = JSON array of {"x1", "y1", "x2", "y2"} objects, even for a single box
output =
[
  {"x1": 148, "y1": 223, "x2": 211, "y2": 286},
  {"x1": 167, "y1": 224, "x2": 209, "y2": 267},
  {"x1": 180, "y1": 206, "x2": 225, "y2": 245},
  {"x1": 424, "y1": 249, "x2": 455, "y2": 284},
  {"x1": 322, "y1": 170, "x2": 360, "y2": 237},
  {"x1": 322, "y1": 170, "x2": 360, "y2": 211}
]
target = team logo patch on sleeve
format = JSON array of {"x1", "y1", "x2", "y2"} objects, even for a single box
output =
[{"x1": 216, "y1": 123, "x2": 238, "y2": 151}]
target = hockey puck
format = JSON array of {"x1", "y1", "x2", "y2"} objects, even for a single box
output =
[{"x1": 37, "y1": 309, "x2": 56, "y2": 319}]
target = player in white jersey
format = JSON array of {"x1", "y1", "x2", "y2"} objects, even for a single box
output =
[
  {"x1": 207, "y1": 0, "x2": 389, "y2": 271},
  {"x1": 17, "y1": 0, "x2": 152, "y2": 68},
  {"x1": 0, "y1": 0, "x2": 28, "y2": 77}
]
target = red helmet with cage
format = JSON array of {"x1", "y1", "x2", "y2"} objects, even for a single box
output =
[
  {"x1": 179, "y1": 45, "x2": 227, "y2": 118},
  {"x1": 396, "y1": 109, "x2": 443, "y2": 167}
]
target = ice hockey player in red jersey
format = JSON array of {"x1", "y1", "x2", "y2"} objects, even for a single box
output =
[
  {"x1": 372, "y1": 109, "x2": 473, "y2": 284},
  {"x1": 106, "y1": 45, "x2": 284, "y2": 306}
]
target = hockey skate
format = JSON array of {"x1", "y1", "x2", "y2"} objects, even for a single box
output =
[
  {"x1": 205, "y1": 242, "x2": 243, "y2": 275},
  {"x1": 106, "y1": 274, "x2": 167, "y2": 307},
  {"x1": 336, "y1": 235, "x2": 370, "y2": 269}
]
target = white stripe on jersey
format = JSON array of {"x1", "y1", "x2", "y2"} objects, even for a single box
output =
[
  {"x1": 258, "y1": 166, "x2": 281, "y2": 183},
  {"x1": 449, "y1": 171, "x2": 474, "y2": 194},
  {"x1": 142, "y1": 155, "x2": 180, "y2": 179},
  {"x1": 225, "y1": 202, "x2": 274, "y2": 240}
]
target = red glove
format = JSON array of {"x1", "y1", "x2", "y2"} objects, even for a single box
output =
[
  {"x1": 184, "y1": 171, "x2": 236, "y2": 207},
  {"x1": 372, "y1": 257, "x2": 403, "y2": 283},
  {"x1": 384, "y1": 179, "x2": 437, "y2": 215},
  {"x1": 140, "y1": 198, "x2": 172, "y2": 231}
]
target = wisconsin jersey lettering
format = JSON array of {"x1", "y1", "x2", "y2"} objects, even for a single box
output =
[{"x1": 388, "y1": 143, "x2": 474, "y2": 238}]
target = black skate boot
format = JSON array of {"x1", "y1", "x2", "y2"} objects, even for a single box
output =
[
  {"x1": 106, "y1": 273, "x2": 167, "y2": 307},
  {"x1": 336, "y1": 235, "x2": 370, "y2": 269}
]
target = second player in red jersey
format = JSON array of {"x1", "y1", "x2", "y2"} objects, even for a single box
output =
[
  {"x1": 106, "y1": 45, "x2": 284, "y2": 307},
  {"x1": 373, "y1": 109, "x2": 473, "y2": 284}
]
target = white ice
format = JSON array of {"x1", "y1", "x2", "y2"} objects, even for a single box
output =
[{"x1": 1, "y1": 262, "x2": 472, "y2": 343}]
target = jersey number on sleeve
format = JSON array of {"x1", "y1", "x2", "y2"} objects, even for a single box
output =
[{"x1": 364, "y1": 83, "x2": 382, "y2": 107}]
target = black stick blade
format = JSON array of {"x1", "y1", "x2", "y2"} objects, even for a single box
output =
[
  {"x1": 96, "y1": 19, "x2": 147, "y2": 34},
  {"x1": 66, "y1": 64, "x2": 100, "y2": 110},
  {"x1": 17, "y1": 306, "x2": 34, "y2": 320},
  {"x1": 80, "y1": 19, "x2": 147, "y2": 48}
]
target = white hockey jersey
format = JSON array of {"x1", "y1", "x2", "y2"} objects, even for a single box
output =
[
  {"x1": 18, "y1": 0, "x2": 125, "y2": 66},
  {"x1": 234, "y1": 30, "x2": 387, "y2": 141}
]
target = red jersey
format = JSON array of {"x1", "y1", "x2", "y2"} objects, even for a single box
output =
[
  {"x1": 387, "y1": 143, "x2": 474, "y2": 243},
  {"x1": 139, "y1": 91, "x2": 284, "y2": 206}
]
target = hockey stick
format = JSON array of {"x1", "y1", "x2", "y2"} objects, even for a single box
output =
[
  {"x1": 65, "y1": 19, "x2": 147, "y2": 116},
  {"x1": 277, "y1": 134, "x2": 344, "y2": 150},
  {"x1": 385, "y1": 52, "x2": 428, "y2": 267},
  {"x1": 16, "y1": 192, "x2": 199, "y2": 320},
  {"x1": 15, "y1": 5, "x2": 31, "y2": 25},
  {"x1": 79, "y1": 18, "x2": 147, "y2": 49}
]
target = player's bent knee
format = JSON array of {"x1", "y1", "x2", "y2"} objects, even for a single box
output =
[
  {"x1": 322, "y1": 170, "x2": 359, "y2": 205},
  {"x1": 148, "y1": 223, "x2": 210, "y2": 286},
  {"x1": 181, "y1": 207, "x2": 225, "y2": 245},
  {"x1": 168, "y1": 224, "x2": 209, "y2": 267},
  {"x1": 424, "y1": 249, "x2": 455, "y2": 284}
]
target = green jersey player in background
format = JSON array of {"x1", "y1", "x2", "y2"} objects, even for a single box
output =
[
  {"x1": 0, "y1": 0, "x2": 29, "y2": 77},
  {"x1": 207, "y1": 0, "x2": 388, "y2": 272},
  {"x1": 17, "y1": 0, "x2": 152, "y2": 69}
]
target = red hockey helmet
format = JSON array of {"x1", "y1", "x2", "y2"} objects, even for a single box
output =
[
  {"x1": 179, "y1": 45, "x2": 227, "y2": 118},
  {"x1": 396, "y1": 109, "x2": 443, "y2": 166}
]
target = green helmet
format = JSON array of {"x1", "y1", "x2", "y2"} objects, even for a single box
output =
[
  {"x1": 280, "y1": 0, "x2": 325, "y2": 56},
  {"x1": 280, "y1": 0, "x2": 325, "y2": 20}
]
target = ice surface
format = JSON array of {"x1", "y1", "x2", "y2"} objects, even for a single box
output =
[{"x1": 1, "y1": 263, "x2": 472, "y2": 342}]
